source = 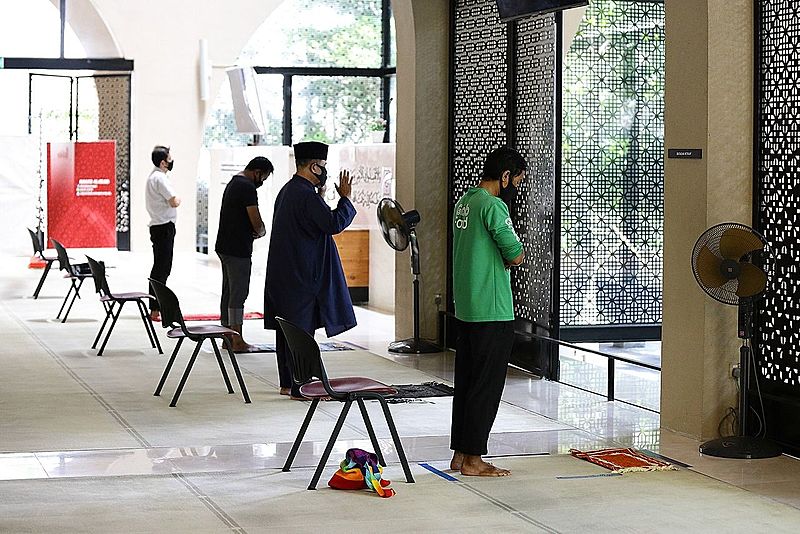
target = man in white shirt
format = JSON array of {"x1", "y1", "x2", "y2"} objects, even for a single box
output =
[{"x1": 145, "y1": 145, "x2": 180, "y2": 321}]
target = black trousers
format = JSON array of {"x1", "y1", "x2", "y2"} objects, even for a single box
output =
[
  {"x1": 276, "y1": 329, "x2": 302, "y2": 397},
  {"x1": 217, "y1": 253, "x2": 252, "y2": 326},
  {"x1": 148, "y1": 222, "x2": 175, "y2": 312},
  {"x1": 451, "y1": 319, "x2": 514, "y2": 456},
  {"x1": 275, "y1": 306, "x2": 321, "y2": 398}
]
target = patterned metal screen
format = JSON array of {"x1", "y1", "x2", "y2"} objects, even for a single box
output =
[
  {"x1": 755, "y1": 1, "x2": 800, "y2": 404},
  {"x1": 560, "y1": 0, "x2": 665, "y2": 326},
  {"x1": 451, "y1": 0, "x2": 508, "y2": 204},
  {"x1": 450, "y1": 0, "x2": 556, "y2": 341},
  {"x1": 512, "y1": 16, "x2": 556, "y2": 328},
  {"x1": 95, "y1": 76, "x2": 131, "y2": 250}
]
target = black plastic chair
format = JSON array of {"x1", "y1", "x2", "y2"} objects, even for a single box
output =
[
  {"x1": 27, "y1": 228, "x2": 58, "y2": 299},
  {"x1": 275, "y1": 316, "x2": 414, "y2": 490},
  {"x1": 50, "y1": 238, "x2": 93, "y2": 323},
  {"x1": 149, "y1": 278, "x2": 250, "y2": 407},
  {"x1": 86, "y1": 256, "x2": 163, "y2": 356}
]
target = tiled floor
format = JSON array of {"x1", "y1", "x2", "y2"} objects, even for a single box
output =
[{"x1": 2, "y1": 248, "x2": 800, "y2": 531}]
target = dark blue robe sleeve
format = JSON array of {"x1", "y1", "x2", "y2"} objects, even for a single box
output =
[{"x1": 304, "y1": 193, "x2": 356, "y2": 235}]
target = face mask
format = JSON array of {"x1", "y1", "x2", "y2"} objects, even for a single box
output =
[
  {"x1": 167, "y1": 160, "x2": 174, "y2": 172},
  {"x1": 312, "y1": 164, "x2": 328, "y2": 188},
  {"x1": 499, "y1": 175, "x2": 518, "y2": 214}
]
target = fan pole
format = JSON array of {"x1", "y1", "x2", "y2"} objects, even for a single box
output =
[
  {"x1": 699, "y1": 302, "x2": 781, "y2": 459},
  {"x1": 388, "y1": 231, "x2": 441, "y2": 354}
]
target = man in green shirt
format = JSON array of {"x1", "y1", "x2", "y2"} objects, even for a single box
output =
[{"x1": 450, "y1": 146, "x2": 526, "y2": 477}]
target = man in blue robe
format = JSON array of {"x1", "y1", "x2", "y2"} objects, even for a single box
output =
[{"x1": 264, "y1": 141, "x2": 357, "y2": 399}]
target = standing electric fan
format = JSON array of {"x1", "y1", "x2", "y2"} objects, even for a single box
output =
[
  {"x1": 377, "y1": 198, "x2": 440, "y2": 354},
  {"x1": 691, "y1": 222, "x2": 781, "y2": 458}
]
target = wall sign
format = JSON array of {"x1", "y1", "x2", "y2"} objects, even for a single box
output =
[
  {"x1": 47, "y1": 141, "x2": 117, "y2": 248},
  {"x1": 668, "y1": 148, "x2": 702, "y2": 159}
]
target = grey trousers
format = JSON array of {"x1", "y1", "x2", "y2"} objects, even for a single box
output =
[{"x1": 217, "y1": 253, "x2": 252, "y2": 326}]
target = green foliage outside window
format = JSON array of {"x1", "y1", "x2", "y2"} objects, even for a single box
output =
[{"x1": 204, "y1": 0, "x2": 393, "y2": 147}]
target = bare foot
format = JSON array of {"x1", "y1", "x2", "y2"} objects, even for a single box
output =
[
  {"x1": 150, "y1": 311, "x2": 160, "y2": 322},
  {"x1": 232, "y1": 342, "x2": 255, "y2": 352},
  {"x1": 460, "y1": 456, "x2": 511, "y2": 477},
  {"x1": 450, "y1": 451, "x2": 464, "y2": 471},
  {"x1": 279, "y1": 387, "x2": 291, "y2": 396}
]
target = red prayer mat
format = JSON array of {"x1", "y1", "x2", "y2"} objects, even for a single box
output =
[
  {"x1": 180, "y1": 312, "x2": 265, "y2": 321},
  {"x1": 29, "y1": 256, "x2": 48, "y2": 269},
  {"x1": 569, "y1": 447, "x2": 677, "y2": 473}
]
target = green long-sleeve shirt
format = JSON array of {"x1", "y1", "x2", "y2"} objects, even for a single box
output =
[{"x1": 452, "y1": 187, "x2": 523, "y2": 322}]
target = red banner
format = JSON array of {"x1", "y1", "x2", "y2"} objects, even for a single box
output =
[{"x1": 47, "y1": 141, "x2": 117, "y2": 248}]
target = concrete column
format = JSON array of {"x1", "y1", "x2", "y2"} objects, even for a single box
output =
[
  {"x1": 661, "y1": 0, "x2": 753, "y2": 440},
  {"x1": 393, "y1": 0, "x2": 450, "y2": 341}
]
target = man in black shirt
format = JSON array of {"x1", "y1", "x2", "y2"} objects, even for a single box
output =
[{"x1": 215, "y1": 156, "x2": 273, "y2": 351}]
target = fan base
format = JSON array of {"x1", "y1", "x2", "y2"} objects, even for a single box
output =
[
  {"x1": 699, "y1": 436, "x2": 782, "y2": 459},
  {"x1": 388, "y1": 338, "x2": 441, "y2": 354}
]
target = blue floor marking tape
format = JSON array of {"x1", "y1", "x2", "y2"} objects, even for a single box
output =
[{"x1": 419, "y1": 463, "x2": 460, "y2": 482}]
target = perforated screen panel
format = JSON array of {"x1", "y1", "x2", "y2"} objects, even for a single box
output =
[
  {"x1": 448, "y1": 0, "x2": 557, "y2": 372},
  {"x1": 451, "y1": 0, "x2": 556, "y2": 335},
  {"x1": 756, "y1": 0, "x2": 800, "y2": 393},
  {"x1": 95, "y1": 76, "x2": 131, "y2": 249},
  {"x1": 513, "y1": 16, "x2": 556, "y2": 327},
  {"x1": 451, "y1": 0, "x2": 508, "y2": 205},
  {"x1": 560, "y1": 0, "x2": 665, "y2": 326}
]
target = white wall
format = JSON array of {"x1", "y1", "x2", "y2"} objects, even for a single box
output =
[{"x1": 0, "y1": 136, "x2": 39, "y2": 254}]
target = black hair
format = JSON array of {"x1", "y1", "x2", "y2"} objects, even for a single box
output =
[
  {"x1": 245, "y1": 156, "x2": 274, "y2": 174},
  {"x1": 151, "y1": 145, "x2": 170, "y2": 167},
  {"x1": 481, "y1": 146, "x2": 527, "y2": 181}
]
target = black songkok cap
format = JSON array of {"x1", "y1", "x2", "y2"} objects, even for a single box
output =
[{"x1": 293, "y1": 141, "x2": 329, "y2": 160}]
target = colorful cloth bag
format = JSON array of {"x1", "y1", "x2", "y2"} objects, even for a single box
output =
[{"x1": 327, "y1": 448, "x2": 395, "y2": 497}]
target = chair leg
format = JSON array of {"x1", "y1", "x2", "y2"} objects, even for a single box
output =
[
  {"x1": 282, "y1": 398, "x2": 320, "y2": 472},
  {"x1": 135, "y1": 299, "x2": 156, "y2": 347},
  {"x1": 33, "y1": 259, "x2": 54, "y2": 299},
  {"x1": 92, "y1": 301, "x2": 114, "y2": 348},
  {"x1": 170, "y1": 341, "x2": 202, "y2": 407},
  {"x1": 356, "y1": 398, "x2": 386, "y2": 467},
  {"x1": 56, "y1": 280, "x2": 75, "y2": 319},
  {"x1": 220, "y1": 336, "x2": 251, "y2": 404},
  {"x1": 97, "y1": 301, "x2": 125, "y2": 356},
  {"x1": 209, "y1": 338, "x2": 234, "y2": 394},
  {"x1": 155, "y1": 337, "x2": 184, "y2": 396},
  {"x1": 61, "y1": 278, "x2": 84, "y2": 323},
  {"x1": 309, "y1": 400, "x2": 353, "y2": 490},
  {"x1": 378, "y1": 397, "x2": 415, "y2": 483},
  {"x1": 137, "y1": 299, "x2": 163, "y2": 354}
]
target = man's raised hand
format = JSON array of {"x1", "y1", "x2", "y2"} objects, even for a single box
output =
[{"x1": 335, "y1": 169, "x2": 352, "y2": 199}]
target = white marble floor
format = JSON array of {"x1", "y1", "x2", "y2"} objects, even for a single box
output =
[{"x1": 3, "y1": 247, "x2": 800, "y2": 532}]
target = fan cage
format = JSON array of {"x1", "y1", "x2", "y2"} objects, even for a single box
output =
[
  {"x1": 691, "y1": 222, "x2": 771, "y2": 306},
  {"x1": 377, "y1": 198, "x2": 410, "y2": 252}
]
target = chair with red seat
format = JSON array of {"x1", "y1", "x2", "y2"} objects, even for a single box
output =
[
  {"x1": 275, "y1": 316, "x2": 414, "y2": 490},
  {"x1": 27, "y1": 228, "x2": 58, "y2": 299},
  {"x1": 50, "y1": 238, "x2": 93, "y2": 323},
  {"x1": 149, "y1": 278, "x2": 250, "y2": 407},
  {"x1": 86, "y1": 256, "x2": 162, "y2": 356}
]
